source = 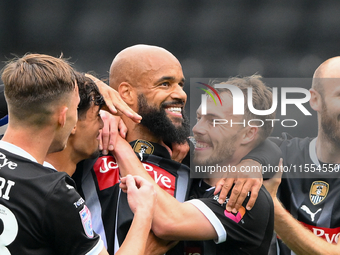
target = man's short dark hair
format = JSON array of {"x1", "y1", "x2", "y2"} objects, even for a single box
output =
[{"x1": 75, "y1": 73, "x2": 105, "y2": 120}]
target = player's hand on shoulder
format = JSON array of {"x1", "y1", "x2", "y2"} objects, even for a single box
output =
[{"x1": 215, "y1": 159, "x2": 263, "y2": 213}]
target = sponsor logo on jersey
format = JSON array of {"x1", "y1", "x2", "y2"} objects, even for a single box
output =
[
  {"x1": 143, "y1": 162, "x2": 176, "y2": 196},
  {"x1": 224, "y1": 206, "x2": 246, "y2": 223},
  {"x1": 300, "y1": 221, "x2": 340, "y2": 243},
  {"x1": 310, "y1": 181, "x2": 329, "y2": 205},
  {"x1": 0, "y1": 152, "x2": 17, "y2": 170},
  {"x1": 93, "y1": 156, "x2": 176, "y2": 195},
  {"x1": 133, "y1": 140, "x2": 154, "y2": 161},
  {"x1": 93, "y1": 156, "x2": 120, "y2": 190},
  {"x1": 79, "y1": 205, "x2": 94, "y2": 238},
  {"x1": 97, "y1": 156, "x2": 118, "y2": 173},
  {"x1": 300, "y1": 205, "x2": 322, "y2": 222}
]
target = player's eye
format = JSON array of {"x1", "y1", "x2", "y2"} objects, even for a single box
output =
[{"x1": 160, "y1": 82, "x2": 170, "y2": 87}]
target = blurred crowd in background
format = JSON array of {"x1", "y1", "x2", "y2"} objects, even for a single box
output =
[{"x1": 1, "y1": 0, "x2": 339, "y2": 137}]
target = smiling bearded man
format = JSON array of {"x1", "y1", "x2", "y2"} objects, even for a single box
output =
[
  {"x1": 74, "y1": 45, "x2": 192, "y2": 255},
  {"x1": 137, "y1": 94, "x2": 190, "y2": 145}
]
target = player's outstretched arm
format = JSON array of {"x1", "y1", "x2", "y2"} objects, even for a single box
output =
[
  {"x1": 115, "y1": 136, "x2": 217, "y2": 241},
  {"x1": 85, "y1": 74, "x2": 142, "y2": 123},
  {"x1": 264, "y1": 160, "x2": 340, "y2": 255}
]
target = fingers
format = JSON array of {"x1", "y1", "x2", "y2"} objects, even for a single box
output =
[
  {"x1": 214, "y1": 178, "x2": 225, "y2": 195},
  {"x1": 234, "y1": 180, "x2": 252, "y2": 211},
  {"x1": 98, "y1": 130, "x2": 103, "y2": 151},
  {"x1": 100, "y1": 111, "x2": 111, "y2": 155},
  {"x1": 245, "y1": 181, "x2": 260, "y2": 211},
  {"x1": 118, "y1": 118, "x2": 127, "y2": 138},
  {"x1": 99, "y1": 111, "x2": 128, "y2": 154},
  {"x1": 218, "y1": 178, "x2": 234, "y2": 205},
  {"x1": 125, "y1": 175, "x2": 156, "y2": 214},
  {"x1": 122, "y1": 175, "x2": 151, "y2": 191},
  {"x1": 119, "y1": 177, "x2": 128, "y2": 193},
  {"x1": 226, "y1": 179, "x2": 244, "y2": 213},
  {"x1": 132, "y1": 175, "x2": 152, "y2": 188},
  {"x1": 125, "y1": 175, "x2": 138, "y2": 192},
  {"x1": 105, "y1": 88, "x2": 141, "y2": 123},
  {"x1": 85, "y1": 73, "x2": 142, "y2": 123},
  {"x1": 227, "y1": 176, "x2": 262, "y2": 212},
  {"x1": 106, "y1": 117, "x2": 119, "y2": 152}
]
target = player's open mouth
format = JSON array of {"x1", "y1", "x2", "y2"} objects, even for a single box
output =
[
  {"x1": 195, "y1": 141, "x2": 211, "y2": 149},
  {"x1": 165, "y1": 106, "x2": 182, "y2": 117}
]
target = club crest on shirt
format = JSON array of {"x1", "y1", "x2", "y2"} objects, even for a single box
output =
[
  {"x1": 79, "y1": 205, "x2": 94, "y2": 238},
  {"x1": 133, "y1": 140, "x2": 154, "y2": 160},
  {"x1": 309, "y1": 181, "x2": 329, "y2": 205}
]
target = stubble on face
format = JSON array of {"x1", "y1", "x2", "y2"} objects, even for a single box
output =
[
  {"x1": 320, "y1": 97, "x2": 340, "y2": 145},
  {"x1": 193, "y1": 133, "x2": 237, "y2": 166}
]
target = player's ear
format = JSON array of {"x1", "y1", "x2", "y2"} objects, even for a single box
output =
[
  {"x1": 58, "y1": 106, "x2": 68, "y2": 128},
  {"x1": 309, "y1": 88, "x2": 322, "y2": 112},
  {"x1": 118, "y1": 82, "x2": 136, "y2": 106},
  {"x1": 241, "y1": 126, "x2": 258, "y2": 145}
]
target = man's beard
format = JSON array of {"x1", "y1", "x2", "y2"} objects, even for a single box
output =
[
  {"x1": 137, "y1": 94, "x2": 190, "y2": 144},
  {"x1": 321, "y1": 100, "x2": 340, "y2": 145}
]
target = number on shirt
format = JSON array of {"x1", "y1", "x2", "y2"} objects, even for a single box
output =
[{"x1": 0, "y1": 204, "x2": 18, "y2": 255}]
